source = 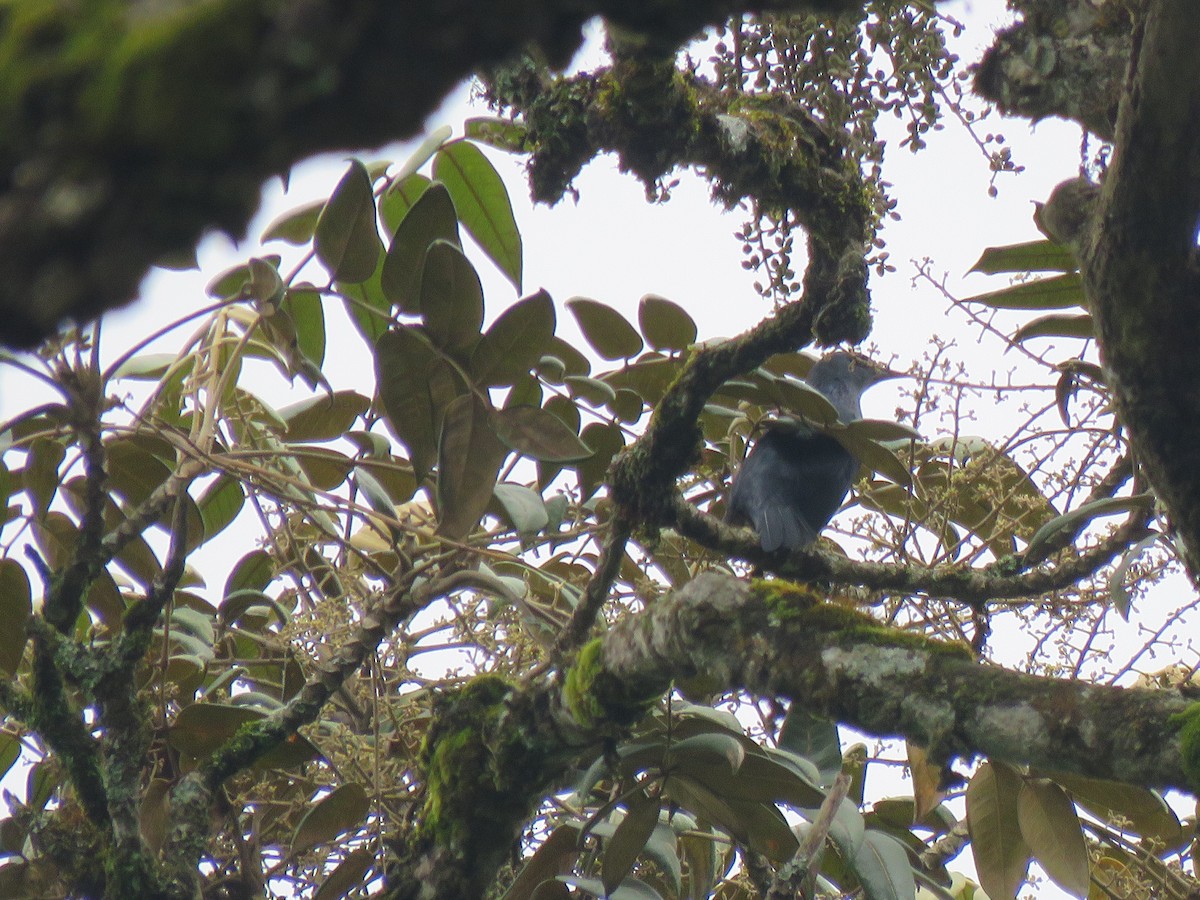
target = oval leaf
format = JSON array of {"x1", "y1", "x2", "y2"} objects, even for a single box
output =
[
  {"x1": 566, "y1": 298, "x2": 643, "y2": 360},
  {"x1": 292, "y1": 783, "x2": 370, "y2": 854},
  {"x1": 494, "y1": 406, "x2": 593, "y2": 463},
  {"x1": 602, "y1": 792, "x2": 661, "y2": 894},
  {"x1": 262, "y1": 198, "x2": 325, "y2": 245},
  {"x1": 850, "y1": 830, "x2": 917, "y2": 900},
  {"x1": 376, "y1": 326, "x2": 463, "y2": 481},
  {"x1": 421, "y1": 240, "x2": 485, "y2": 357},
  {"x1": 433, "y1": 139, "x2": 523, "y2": 289},
  {"x1": 0, "y1": 559, "x2": 31, "y2": 675},
  {"x1": 436, "y1": 394, "x2": 509, "y2": 539},
  {"x1": 638, "y1": 294, "x2": 697, "y2": 352},
  {"x1": 967, "y1": 761, "x2": 1031, "y2": 900},
  {"x1": 315, "y1": 161, "x2": 382, "y2": 283},
  {"x1": 493, "y1": 483, "x2": 550, "y2": 537},
  {"x1": 1017, "y1": 778, "x2": 1089, "y2": 898},
  {"x1": 279, "y1": 391, "x2": 370, "y2": 442},
  {"x1": 314, "y1": 847, "x2": 374, "y2": 900},
  {"x1": 381, "y1": 182, "x2": 461, "y2": 314},
  {"x1": 472, "y1": 290, "x2": 556, "y2": 387}
]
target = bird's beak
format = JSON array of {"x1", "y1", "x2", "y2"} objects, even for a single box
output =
[{"x1": 866, "y1": 361, "x2": 905, "y2": 384}]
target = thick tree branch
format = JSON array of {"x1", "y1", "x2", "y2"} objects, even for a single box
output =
[
  {"x1": 0, "y1": 0, "x2": 866, "y2": 348},
  {"x1": 387, "y1": 573, "x2": 1196, "y2": 898},
  {"x1": 973, "y1": 0, "x2": 1133, "y2": 140},
  {"x1": 1082, "y1": 0, "x2": 1200, "y2": 578}
]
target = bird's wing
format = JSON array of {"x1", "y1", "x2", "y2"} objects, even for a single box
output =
[{"x1": 726, "y1": 429, "x2": 856, "y2": 552}]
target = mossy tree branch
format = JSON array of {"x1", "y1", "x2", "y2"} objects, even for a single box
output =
[
  {"x1": 0, "y1": 0, "x2": 870, "y2": 349},
  {"x1": 385, "y1": 572, "x2": 1197, "y2": 898},
  {"x1": 1075, "y1": 1, "x2": 1200, "y2": 580}
]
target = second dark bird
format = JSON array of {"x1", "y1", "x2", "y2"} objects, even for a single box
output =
[{"x1": 725, "y1": 352, "x2": 900, "y2": 552}]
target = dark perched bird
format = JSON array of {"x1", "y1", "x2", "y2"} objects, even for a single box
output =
[{"x1": 726, "y1": 352, "x2": 900, "y2": 552}]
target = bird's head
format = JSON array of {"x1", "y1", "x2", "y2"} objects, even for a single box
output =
[{"x1": 807, "y1": 351, "x2": 902, "y2": 422}]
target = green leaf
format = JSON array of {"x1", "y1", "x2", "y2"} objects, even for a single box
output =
[
  {"x1": 224, "y1": 550, "x2": 276, "y2": 595},
  {"x1": 1016, "y1": 779, "x2": 1089, "y2": 898},
  {"x1": 565, "y1": 375, "x2": 617, "y2": 406},
  {"x1": 472, "y1": 290, "x2": 556, "y2": 387},
  {"x1": 967, "y1": 761, "x2": 1030, "y2": 900},
  {"x1": 969, "y1": 240, "x2": 1078, "y2": 275},
  {"x1": 830, "y1": 428, "x2": 913, "y2": 487},
  {"x1": 642, "y1": 823, "x2": 683, "y2": 896},
  {"x1": 922, "y1": 438, "x2": 1059, "y2": 554},
  {"x1": 465, "y1": 115, "x2": 528, "y2": 153},
  {"x1": 603, "y1": 792, "x2": 661, "y2": 894},
  {"x1": 376, "y1": 326, "x2": 464, "y2": 482},
  {"x1": 844, "y1": 419, "x2": 922, "y2": 443},
  {"x1": 282, "y1": 286, "x2": 327, "y2": 370},
  {"x1": 493, "y1": 483, "x2": 550, "y2": 537},
  {"x1": 381, "y1": 182, "x2": 460, "y2": 314},
  {"x1": 609, "y1": 389, "x2": 645, "y2": 424},
  {"x1": 262, "y1": 198, "x2": 325, "y2": 245},
  {"x1": 576, "y1": 422, "x2": 625, "y2": 500},
  {"x1": 421, "y1": 240, "x2": 485, "y2": 357},
  {"x1": 434, "y1": 139, "x2": 523, "y2": 290},
  {"x1": 494, "y1": 406, "x2": 593, "y2": 462},
  {"x1": 768, "y1": 379, "x2": 840, "y2": 425},
  {"x1": 380, "y1": 172, "x2": 433, "y2": 237},
  {"x1": 638, "y1": 294, "x2": 697, "y2": 352},
  {"x1": 1012, "y1": 313, "x2": 1094, "y2": 343},
  {"x1": 279, "y1": 391, "x2": 370, "y2": 442},
  {"x1": 1024, "y1": 494, "x2": 1155, "y2": 562},
  {"x1": 292, "y1": 783, "x2": 370, "y2": 854},
  {"x1": 24, "y1": 437, "x2": 65, "y2": 518},
  {"x1": 393, "y1": 124, "x2": 453, "y2": 183},
  {"x1": 501, "y1": 823, "x2": 580, "y2": 900},
  {"x1": 314, "y1": 848, "x2": 374, "y2": 900},
  {"x1": 197, "y1": 475, "x2": 244, "y2": 543},
  {"x1": 1109, "y1": 533, "x2": 1166, "y2": 620},
  {"x1": 778, "y1": 707, "x2": 842, "y2": 786},
  {"x1": 566, "y1": 298, "x2": 644, "y2": 360},
  {"x1": 665, "y1": 776, "x2": 798, "y2": 862},
  {"x1": 0, "y1": 559, "x2": 31, "y2": 675},
  {"x1": 541, "y1": 336, "x2": 592, "y2": 379},
  {"x1": 340, "y1": 248, "x2": 392, "y2": 344},
  {"x1": 1034, "y1": 769, "x2": 1182, "y2": 848},
  {"x1": 436, "y1": 394, "x2": 509, "y2": 539},
  {"x1": 667, "y1": 733, "x2": 747, "y2": 773},
  {"x1": 603, "y1": 357, "x2": 681, "y2": 406},
  {"x1": 849, "y1": 830, "x2": 917, "y2": 900},
  {"x1": 245, "y1": 257, "x2": 285, "y2": 308},
  {"x1": 170, "y1": 703, "x2": 318, "y2": 769},
  {"x1": 314, "y1": 161, "x2": 382, "y2": 284},
  {"x1": 962, "y1": 273, "x2": 1086, "y2": 310}
]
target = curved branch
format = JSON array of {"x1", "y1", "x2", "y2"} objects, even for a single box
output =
[{"x1": 0, "y1": 0, "x2": 867, "y2": 348}]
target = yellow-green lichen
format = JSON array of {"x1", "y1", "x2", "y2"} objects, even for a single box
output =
[
  {"x1": 564, "y1": 638, "x2": 607, "y2": 728},
  {"x1": 564, "y1": 638, "x2": 661, "y2": 729},
  {"x1": 759, "y1": 580, "x2": 974, "y2": 661},
  {"x1": 419, "y1": 675, "x2": 513, "y2": 844},
  {"x1": 1170, "y1": 702, "x2": 1200, "y2": 792}
]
